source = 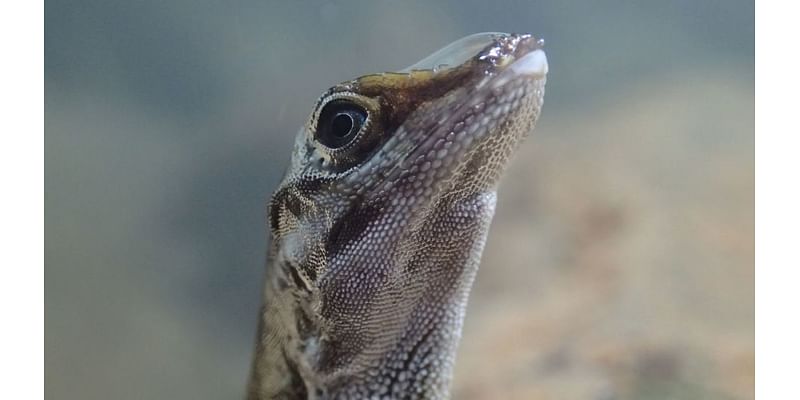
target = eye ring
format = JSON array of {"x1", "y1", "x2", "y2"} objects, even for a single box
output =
[
  {"x1": 309, "y1": 92, "x2": 382, "y2": 168},
  {"x1": 315, "y1": 100, "x2": 367, "y2": 149}
]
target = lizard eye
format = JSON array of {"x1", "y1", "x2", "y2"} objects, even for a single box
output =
[{"x1": 315, "y1": 100, "x2": 368, "y2": 149}]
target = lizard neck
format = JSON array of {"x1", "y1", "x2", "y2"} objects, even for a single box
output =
[
  {"x1": 248, "y1": 243, "x2": 325, "y2": 399},
  {"x1": 249, "y1": 193, "x2": 497, "y2": 399}
]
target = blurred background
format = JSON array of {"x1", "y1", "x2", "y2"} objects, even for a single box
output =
[{"x1": 45, "y1": 1, "x2": 753, "y2": 399}]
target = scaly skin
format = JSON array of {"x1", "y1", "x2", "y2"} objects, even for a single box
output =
[{"x1": 248, "y1": 33, "x2": 548, "y2": 399}]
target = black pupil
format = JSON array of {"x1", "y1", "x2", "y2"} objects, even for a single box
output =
[
  {"x1": 316, "y1": 100, "x2": 367, "y2": 148},
  {"x1": 331, "y1": 113, "x2": 354, "y2": 138}
]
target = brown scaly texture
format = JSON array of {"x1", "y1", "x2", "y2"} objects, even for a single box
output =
[{"x1": 248, "y1": 33, "x2": 548, "y2": 399}]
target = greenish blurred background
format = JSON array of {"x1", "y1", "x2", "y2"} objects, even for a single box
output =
[{"x1": 45, "y1": 1, "x2": 753, "y2": 399}]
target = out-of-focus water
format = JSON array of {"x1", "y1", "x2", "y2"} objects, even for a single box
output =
[{"x1": 45, "y1": 1, "x2": 753, "y2": 399}]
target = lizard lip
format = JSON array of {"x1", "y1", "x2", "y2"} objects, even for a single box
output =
[
  {"x1": 508, "y1": 49, "x2": 548, "y2": 77},
  {"x1": 477, "y1": 33, "x2": 547, "y2": 78}
]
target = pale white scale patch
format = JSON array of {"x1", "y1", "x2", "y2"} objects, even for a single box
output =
[{"x1": 509, "y1": 49, "x2": 549, "y2": 77}]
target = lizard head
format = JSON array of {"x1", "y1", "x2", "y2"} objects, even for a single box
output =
[{"x1": 264, "y1": 33, "x2": 547, "y2": 397}]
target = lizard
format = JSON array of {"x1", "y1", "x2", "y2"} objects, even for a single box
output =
[{"x1": 248, "y1": 32, "x2": 548, "y2": 400}]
